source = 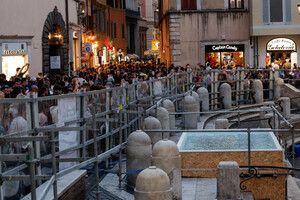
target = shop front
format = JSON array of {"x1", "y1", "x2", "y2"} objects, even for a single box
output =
[
  {"x1": 205, "y1": 44, "x2": 245, "y2": 68},
  {"x1": 266, "y1": 38, "x2": 297, "y2": 67},
  {"x1": 1, "y1": 42, "x2": 29, "y2": 79}
]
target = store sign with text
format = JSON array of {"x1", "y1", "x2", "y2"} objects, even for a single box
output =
[
  {"x1": 2, "y1": 43, "x2": 27, "y2": 56},
  {"x1": 267, "y1": 38, "x2": 296, "y2": 51},
  {"x1": 205, "y1": 44, "x2": 244, "y2": 52}
]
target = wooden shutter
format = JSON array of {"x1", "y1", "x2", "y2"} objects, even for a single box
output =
[
  {"x1": 262, "y1": 0, "x2": 269, "y2": 24},
  {"x1": 285, "y1": 0, "x2": 292, "y2": 23},
  {"x1": 190, "y1": 0, "x2": 197, "y2": 10},
  {"x1": 181, "y1": 0, "x2": 197, "y2": 10},
  {"x1": 181, "y1": 0, "x2": 188, "y2": 10}
]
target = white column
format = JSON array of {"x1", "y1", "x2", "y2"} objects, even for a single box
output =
[
  {"x1": 197, "y1": 0, "x2": 201, "y2": 10},
  {"x1": 224, "y1": 0, "x2": 229, "y2": 9},
  {"x1": 177, "y1": 0, "x2": 181, "y2": 10}
]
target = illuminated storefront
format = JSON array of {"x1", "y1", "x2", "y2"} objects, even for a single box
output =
[
  {"x1": 266, "y1": 38, "x2": 297, "y2": 66},
  {"x1": 205, "y1": 44, "x2": 245, "y2": 67},
  {"x1": 1, "y1": 42, "x2": 29, "y2": 79}
]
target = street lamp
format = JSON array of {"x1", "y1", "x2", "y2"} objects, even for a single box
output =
[{"x1": 298, "y1": 4, "x2": 300, "y2": 14}]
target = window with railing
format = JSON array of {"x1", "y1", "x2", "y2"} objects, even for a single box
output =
[
  {"x1": 181, "y1": 0, "x2": 197, "y2": 10},
  {"x1": 262, "y1": 0, "x2": 292, "y2": 24},
  {"x1": 229, "y1": 0, "x2": 244, "y2": 9}
]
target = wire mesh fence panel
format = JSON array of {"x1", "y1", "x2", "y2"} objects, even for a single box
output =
[
  {"x1": 0, "y1": 98, "x2": 32, "y2": 199},
  {"x1": 128, "y1": 85, "x2": 136, "y2": 104}
]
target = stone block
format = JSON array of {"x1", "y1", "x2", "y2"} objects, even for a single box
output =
[
  {"x1": 170, "y1": 31, "x2": 180, "y2": 36},
  {"x1": 172, "y1": 49, "x2": 181, "y2": 55},
  {"x1": 170, "y1": 23, "x2": 180, "y2": 28},
  {"x1": 217, "y1": 161, "x2": 240, "y2": 200}
]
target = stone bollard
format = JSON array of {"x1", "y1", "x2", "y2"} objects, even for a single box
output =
[
  {"x1": 135, "y1": 166, "x2": 172, "y2": 200},
  {"x1": 260, "y1": 106, "x2": 270, "y2": 128},
  {"x1": 274, "y1": 78, "x2": 284, "y2": 100},
  {"x1": 183, "y1": 96, "x2": 198, "y2": 129},
  {"x1": 144, "y1": 116, "x2": 162, "y2": 147},
  {"x1": 252, "y1": 80, "x2": 264, "y2": 104},
  {"x1": 162, "y1": 99, "x2": 176, "y2": 131},
  {"x1": 152, "y1": 139, "x2": 182, "y2": 200},
  {"x1": 197, "y1": 87, "x2": 209, "y2": 112},
  {"x1": 126, "y1": 130, "x2": 152, "y2": 188},
  {"x1": 156, "y1": 107, "x2": 170, "y2": 139},
  {"x1": 191, "y1": 91, "x2": 200, "y2": 120},
  {"x1": 217, "y1": 161, "x2": 240, "y2": 200},
  {"x1": 219, "y1": 83, "x2": 232, "y2": 109},
  {"x1": 278, "y1": 97, "x2": 290, "y2": 119},
  {"x1": 215, "y1": 119, "x2": 229, "y2": 129}
]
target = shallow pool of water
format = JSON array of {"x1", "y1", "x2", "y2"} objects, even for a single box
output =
[{"x1": 178, "y1": 131, "x2": 281, "y2": 151}]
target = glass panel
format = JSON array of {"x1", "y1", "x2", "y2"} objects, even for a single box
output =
[
  {"x1": 205, "y1": 52, "x2": 221, "y2": 68},
  {"x1": 270, "y1": 0, "x2": 283, "y2": 22},
  {"x1": 230, "y1": 0, "x2": 236, "y2": 8},
  {"x1": 237, "y1": 0, "x2": 243, "y2": 8}
]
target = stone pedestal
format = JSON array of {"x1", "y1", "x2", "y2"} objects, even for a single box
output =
[
  {"x1": 217, "y1": 161, "x2": 240, "y2": 200},
  {"x1": 220, "y1": 83, "x2": 232, "y2": 109}
]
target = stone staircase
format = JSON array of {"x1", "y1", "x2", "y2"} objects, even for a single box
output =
[{"x1": 199, "y1": 104, "x2": 265, "y2": 130}]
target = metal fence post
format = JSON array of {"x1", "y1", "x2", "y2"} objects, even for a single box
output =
[
  {"x1": 240, "y1": 68, "x2": 245, "y2": 105},
  {"x1": 105, "y1": 90, "x2": 110, "y2": 168},
  {"x1": 79, "y1": 90, "x2": 87, "y2": 159},
  {"x1": 247, "y1": 128, "x2": 251, "y2": 168},
  {"x1": 118, "y1": 107, "x2": 123, "y2": 188},
  {"x1": 51, "y1": 131, "x2": 58, "y2": 200},
  {"x1": 29, "y1": 94, "x2": 41, "y2": 186},
  {"x1": 29, "y1": 146, "x2": 37, "y2": 200},
  {"x1": 91, "y1": 107, "x2": 100, "y2": 199},
  {"x1": 269, "y1": 69, "x2": 274, "y2": 100},
  {"x1": 236, "y1": 67, "x2": 241, "y2": 105}
]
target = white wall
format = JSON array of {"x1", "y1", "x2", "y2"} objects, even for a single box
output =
[{"x1": 0, "y1": 0, "x2": 78, "y2": 77}]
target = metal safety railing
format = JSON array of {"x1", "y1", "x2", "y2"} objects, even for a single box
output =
[
  {"x1": 0, "y1": 72, "x2": 193, "y2": 200},
  {"x1": 0, "y1": 68, "x2": 299, "y2": 199}
]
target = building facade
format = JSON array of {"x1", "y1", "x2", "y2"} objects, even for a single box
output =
[
  {"x1": 249, "y1": 0, "x2": 300, "y2": 68},
  {"x1": 126, "y1": 0, "x2": 141, "y2": 56},
  {"x1": 159, "y1": 0, "x2": 250, "y2": 67},
  {"x1": 106, "y1": 0, "x2": 127, "y2": 62},
  {"x1": 0, "y1": 0, "x2": 81, "y2": 78},
  {"x1": 139, "y1": 0, "x2": 159, "y2": 59}
]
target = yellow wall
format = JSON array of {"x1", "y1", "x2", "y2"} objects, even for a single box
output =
[{"x1": 250, "y1": 0, "x2": 300, "y2": 36}]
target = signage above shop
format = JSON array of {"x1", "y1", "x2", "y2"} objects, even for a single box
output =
[
  {"x1": 205, "y1": 44, "x2": 244, "y2": 52},
  {"x1": 2, "y1": 43, "x2": 27, "y2": 56},
  {"x1": 84, "y1": 43, "x2": 92, "y2": 53},
  {"x1": 267, "y1": 38, "x2": 296, "y2": 51},
  {"x1": 152, "y1": 40, "x2": 159, "y2": 51}
]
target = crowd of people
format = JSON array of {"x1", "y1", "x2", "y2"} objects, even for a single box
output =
[
  {"x1": 0, "y1": 60, "x2": 299, "y2": 199},
  {"x1": 0, "y1": 60, "x2": 299, "y2": 100}
]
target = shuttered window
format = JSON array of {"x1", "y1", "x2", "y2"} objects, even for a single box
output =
[
  {"x1": 285, "y1": 0, "x2": 292, "y2": 23},
  {"x1": 270, "y1": 0, "x2": 283, "y2": 22},
  {"x1": 262, "y1": 0, "x2": 292, "y2": 24},
  {"x1": 229, "y1": 0, "x2": 244, "y2": 9},
  {"x1": 181, "y1": 0, "x2": 197, "y2": 10}
]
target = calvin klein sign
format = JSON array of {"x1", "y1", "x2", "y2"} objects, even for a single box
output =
[{"x1": 267, "y1": 38, "x2": 296, "y2": 51}]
